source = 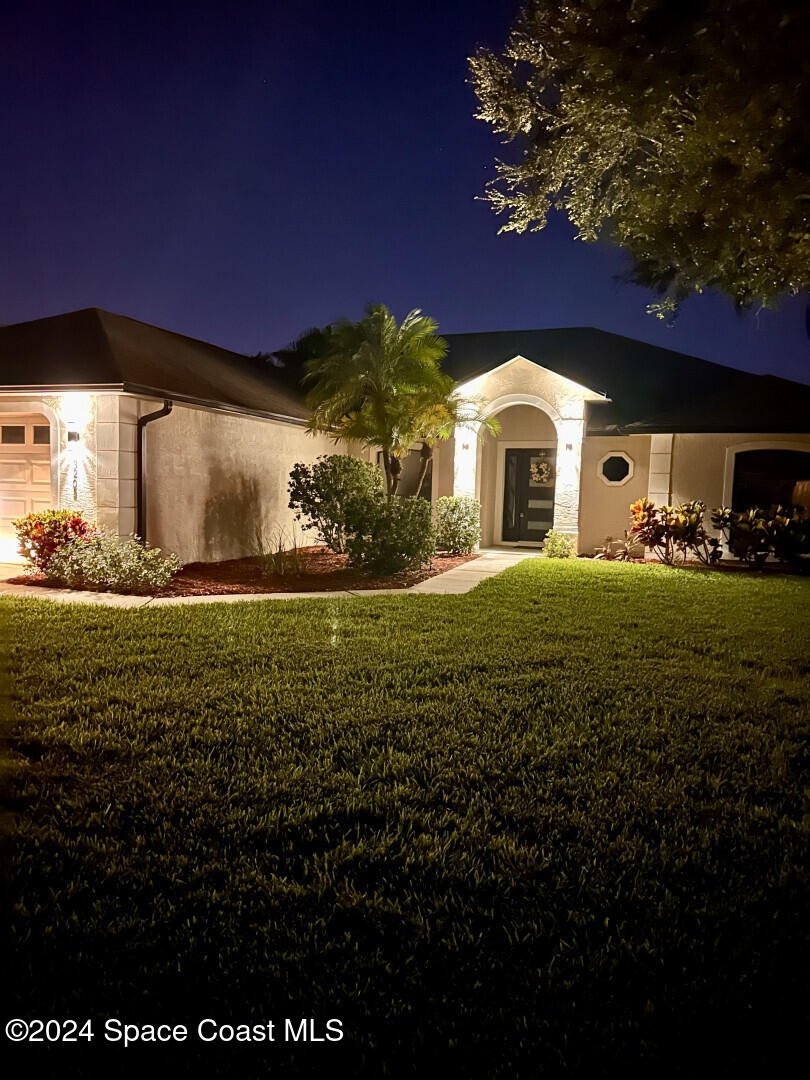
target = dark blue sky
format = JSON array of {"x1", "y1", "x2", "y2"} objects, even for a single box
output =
[{"x1": 3, "y1": 0, "x2": 809, "y2": 383}]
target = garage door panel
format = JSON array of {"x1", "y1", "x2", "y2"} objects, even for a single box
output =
[
  {"x1": 31, "y1": 462, "x2": 51, "y2": 484},
  {"x1": 0, "y1": 496, "x2": 27, "y2": 517},
  {"x1": 0, "y1": 460, "x2": 28, "y2": 483}
]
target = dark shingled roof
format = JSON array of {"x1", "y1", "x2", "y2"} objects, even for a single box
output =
[
  {"x1": 441, "y1": 328, "x2": 810, "y2": 435},
  {"x1": 0, "y1": 308, "x2": 310, "y2": 423},
  {"x1": 2, "y1": 312, "x2": 808, "y2": 435}
]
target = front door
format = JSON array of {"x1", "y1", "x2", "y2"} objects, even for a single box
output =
[{"x1": 502, "y1": 447, "x2": 556, "y2": 542}]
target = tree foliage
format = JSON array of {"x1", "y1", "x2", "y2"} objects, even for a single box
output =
[
  {"x1": 470, "y1": 0, "x2": 810, "y2": 316},
  {"x1": 394, "y1": 381, "x2": 499, "y2": 496},
  {"x1": 294, "y1": 304, "x2": 496, "y2": 496},
  {"x1": 299, "y1": 304, "x2": 448, "y2": 494}
]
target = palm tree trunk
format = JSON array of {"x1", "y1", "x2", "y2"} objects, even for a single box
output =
[
  {"x1": 389, "y1": 454, "x2": 402, "y2": 497},
  {"x1": 381, "y1": 449, "x2": 393, "y2": 495},
  {"x1": 414, "y1": 443, "x2": 433, "y2": 498}
]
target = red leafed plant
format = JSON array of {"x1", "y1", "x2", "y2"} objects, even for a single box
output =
[
  {"x1": 12, "y1": 509, "x2": 95, "y2": 571},
  {"x1": 628, "y1": 497, "x2": 722, "y2": 566}
]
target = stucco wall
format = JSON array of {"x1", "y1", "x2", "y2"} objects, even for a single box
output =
[
  {"x1": 578, "y1": 436, "x2": 650, "y2": 553},
  {"x1": 433, "y1": 437, "x2": 455, "y2": 501},
  {"x1": 137, "y1": 399, "x2": 345, "y2": 562}
]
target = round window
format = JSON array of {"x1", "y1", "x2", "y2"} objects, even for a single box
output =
[{"x1": 599, "y1": 452, "x2": 633, "y2": 486}]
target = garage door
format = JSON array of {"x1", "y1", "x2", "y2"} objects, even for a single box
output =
[
  {"x1": 0, "y1": 413, "x2": 52, "y2": 562},
  {"x1": 731, "y1": 448, "x2": 810, "y2": 511}
]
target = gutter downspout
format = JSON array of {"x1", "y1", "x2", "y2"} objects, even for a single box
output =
[{"x1": 136, "y1": 400, "x2": 173, "y2": 542}]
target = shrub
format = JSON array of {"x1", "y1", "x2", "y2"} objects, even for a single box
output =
[
  {"x1": 629, "y1": 498, "x2": 722, "y2": 566},
  {"x1": 711, "y1": 505, "x2": 810, "y2": 567},
  {"x1": 12, "y1": 508, "x2": 95, "y2": 570},
  {"x1": 254, "y1": 525, "x2": 306, "y2": 577},
  {"x1": 46, "y1": 532, "x2": 181, "y2": 593},
  {"x1": 542, "y1": 529, "x2": 575, "y2": 558},
  {"x1": 346, "y1": 495, "x2": 436, "y2": 575},
  {"x1": 435, "y1": 496, "x2": 480, "y2": 554},
  {"x1": 288, "y1": 455, "x2": 384, "y2": 553}
]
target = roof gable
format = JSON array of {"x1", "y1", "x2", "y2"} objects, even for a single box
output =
[
  {"x1": 442, "y1": 328, "x2": 810, "y2": 434},
  {"x1": 0, "y1": 308, "x2": 310, "y2": 422},
  {"x1": 455, "y1": 353, "x2": 609, "y2": 404}
]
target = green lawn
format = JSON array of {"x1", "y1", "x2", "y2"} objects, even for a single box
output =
[{"x1": 3, "y1": 560, "x2": 810, "y2": 1076}]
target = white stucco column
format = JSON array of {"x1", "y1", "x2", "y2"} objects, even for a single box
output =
[
  {"x1": 648, "y1": 433, "x2": 674, "y2": 505},
  {"x1": 452, "y1": 422, "x2": 481, "y2": 498},
  {"x1": 552, "y1": 414, "x2": 584, "y2": 545}
]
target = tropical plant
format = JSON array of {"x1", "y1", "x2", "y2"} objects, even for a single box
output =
[
  {"x1": 628, "y1": 498, "x2": 722, "y2": 565},
  {"x1": 288, "y1": 455, "x2": 384, "y2": 553},
  {"x1": 711, "y1": 505, "x2": 810, "y2": 567},
  {"x1": 46, "y1": 531, "x2": 181, "y2": 593},
  {"x1": 13, "y1": 508, "x2": 95, "y2": 571},
  {"x1": 592, "y1": 535, "x2": 632, "y2": 561},
  {"x1": 299, "y1": 304, "x2": 449, "y2": 495},
  {"x1": 470, "y1": 0, "x2": 810, "y2": 319},
  {"x1": 542, "y1": 530, "x2": 575, "y2": 559},
  {"x1": 346, "y1": 495, "x2": 436, "y2": 575}
]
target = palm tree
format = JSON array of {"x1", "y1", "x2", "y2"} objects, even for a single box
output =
[
  {"x1": 300, "y1": 304, "x2": 448, "y2": 495},
  {"x1": 400, "y1": 382, "x2": 500, "y2": 497}
]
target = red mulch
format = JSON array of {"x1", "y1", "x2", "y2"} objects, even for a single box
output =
[{"x1": 7, "y1": 548, "x2": 479, "y2": 597}]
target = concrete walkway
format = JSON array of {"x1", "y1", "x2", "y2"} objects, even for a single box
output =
[{"x1": 0, "y1": 548, "x2": 540, "y2": 609}]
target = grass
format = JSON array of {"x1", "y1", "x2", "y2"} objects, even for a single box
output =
[{"x1": 3, "y1": 559, "x2": 810, "y2": 1076}]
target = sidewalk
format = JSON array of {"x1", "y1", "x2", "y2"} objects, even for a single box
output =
[{"x1": 0, "y1": 548, "x2": 540, "y2": 608}]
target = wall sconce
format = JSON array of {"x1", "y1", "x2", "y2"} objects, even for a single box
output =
[
  {"x1": 565, "y1": 442, "x2": 573, "y2": 451},
  {"x1": 66, "y1": 429, "x2": 81, "y2": 498}
]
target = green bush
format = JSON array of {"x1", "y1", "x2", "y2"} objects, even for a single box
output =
[
  {"x1": 12, "y1": 508, "x2": 95, "y2": 570},
  {"x1": 346, "y1": 494, "x2": 436, "y2": 574},
  {"x1": 629, "y1": 498, "x2": 722, "y2": 565},
  {"x1": 543, "y1": 529, "x2": 575, "y2": 558},
  {"x1": 288, "y1": 455, "x2": 384, "y2": 553},
  {"x1": 712, "y1": 504, "x2": 810, "y2": 566},
  {"x1": 46, "y1": 531, "x2": 181, "y2": 593},
  {"x1": 435, "y1": 495, "x2": 481, "y2": 554}
]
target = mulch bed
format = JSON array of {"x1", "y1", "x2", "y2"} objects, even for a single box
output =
[{"x1": 7, "y1": 548, "x2": 479, "y2": 597}]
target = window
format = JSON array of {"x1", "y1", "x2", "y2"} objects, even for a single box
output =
[
  {"x1": 598, "y1": 451, "x2": 634, "y2": 486},
  {"x1": 33, "y1": 425, "x2": 50, "y2": 445},
  {"x1": 1, "y1": 425, "x2": 25, "y2": 444}
]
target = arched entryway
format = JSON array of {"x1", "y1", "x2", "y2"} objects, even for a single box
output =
[
  {"x1": 478, "y1": 403, "x2": 558, "y2": 545},
  {"x1": 0, "y1": 411, "x2": 53, "y2": 562},
  {"x1": 452, "y1": 387, "x2": 585, "y2": 549}
]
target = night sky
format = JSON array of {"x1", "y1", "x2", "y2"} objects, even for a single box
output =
[{"x1": 3, "y1": 0, "x2": 809, "y2": 383}]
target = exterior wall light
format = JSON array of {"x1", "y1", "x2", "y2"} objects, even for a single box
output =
[{"x1": 67, "y1": 429, "x2": 81, "y2": 443}]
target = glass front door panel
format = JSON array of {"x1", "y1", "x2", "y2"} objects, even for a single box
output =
[{"x1": 502, "y1": 448, "x2": 557, "y2": 542}]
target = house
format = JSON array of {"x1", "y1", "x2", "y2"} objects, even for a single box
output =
[{"x1": 1, "y1": 308, "x2": 809, "y2": 564}]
